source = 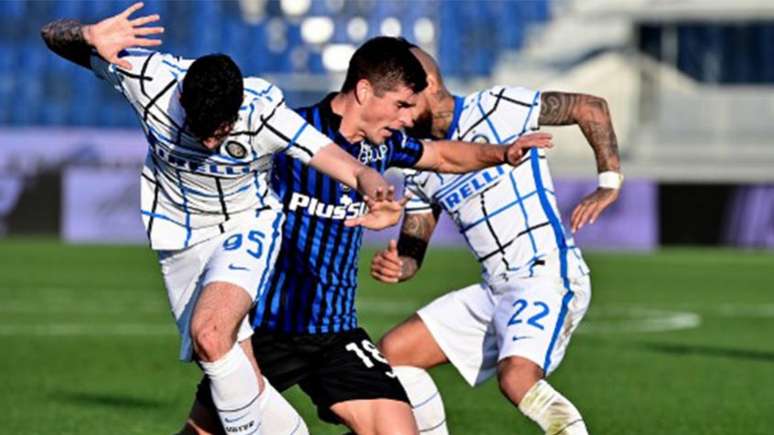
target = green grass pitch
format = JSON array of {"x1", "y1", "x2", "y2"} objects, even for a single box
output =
[{"x1": 1, "y1": 238, "x2": 773, "y2": 434}]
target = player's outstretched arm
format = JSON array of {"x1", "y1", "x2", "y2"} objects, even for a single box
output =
[
  {"x1": 308, "y1": 142, "x2": 391, "y2": 197},
  {"x1": 309, "y1": 143, "x2": 404, "y2": 230},
  {"x1": 41, "y1": 2, "x2": 163, "y2": 70},
  {"x1": 413, "y1": 132, "x2": 553, "y2": 174},
  {"x1": 539, "y1": 92, "x2": 623, "y2": 232},
  {"x1": 370, "y1": 209, "x2": 439, "y2": 283}
]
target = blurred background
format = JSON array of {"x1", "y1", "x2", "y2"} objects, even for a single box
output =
[{"x1": 1, "y1": 0, "x2": 772, "y2": 249}]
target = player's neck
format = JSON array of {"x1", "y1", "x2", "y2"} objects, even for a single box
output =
[
  {"x1": 432, "y1": 91, "x2": 456, "y2": 139},
  {"x1": 331, "y1": 92, "x2": 366, "y2": 143}
]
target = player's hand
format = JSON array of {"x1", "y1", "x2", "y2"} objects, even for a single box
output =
[
  {"x1": 83, "y1": 2, "x2": 163, "y2": 70},
  {"x1": 370, "y1": 240, "x2": 403, "y2": 284},
  {"x1": 504, "y1": 132, "x2": 553, "y2": 165},
  {"x1": 344, "y1": 186, "x2": 410, "y2": 230},
  {"x1": 570, "y1": 187, "x2": 619, "y2": 233}
]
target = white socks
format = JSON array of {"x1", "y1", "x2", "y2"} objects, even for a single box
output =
[
  {"x1": 200, "y1": 344, "x2": 308, "y2": 435},
  {"x1": 259, "y1": 379, "x2": 309, "y2": 435},
  {"x1": 518, "y1": 380, "x2": 588, "y2": 435},
  {"x1": 393, "y1": 366, "x2": 448, "y2": 434},
  {"x1": 199, "y1": 344, "x2": 265, "y2": 435}
]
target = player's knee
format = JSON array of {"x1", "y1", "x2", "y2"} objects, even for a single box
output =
[
  {"x1": 191, "y1": 319, "x2": 231, "y2": 362},
  {"x1": 377, "y1": 332, "x2": 404, "y2": 363},
  {"x1": 497, "y1": 356, "x2": 543, "y2": 404}
]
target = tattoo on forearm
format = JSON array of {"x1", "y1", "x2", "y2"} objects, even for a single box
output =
[
  {"x1": 402, "y1": 208, "x2": 438, "y2": 240},
  {"x1": 41, "y1": 19, "x2": 92, "y2": 69},
  {"x1": 579, "y1": 99, "x2": 620, "y2": 172},
  {"x1": 539, "y1": 92, "x2": 620, "y2": 172},
  {"x1": 397, "y1": 234, "x2": 428, "y2": 273},
  {"x1": 399, "y1": 257, "x2": 419, "y2": 281},
  {"x1": 397, "y1": 209, "x2": 439, "y2": 274}
]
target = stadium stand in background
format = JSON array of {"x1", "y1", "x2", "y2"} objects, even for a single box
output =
[
  {"x1": 0, "y1": 0, "x2": 772, "y2": 247},
  {"x1": 0, "y1": 0, "x2": 548, "y2": 125}
]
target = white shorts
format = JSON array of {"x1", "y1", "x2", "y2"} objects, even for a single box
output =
[
  {"x1": 417, "y1": 274, "x2": 590, "y2": 386},
  {"x1": 157, "y1": 211, "x2": 284, "y2": 361}
]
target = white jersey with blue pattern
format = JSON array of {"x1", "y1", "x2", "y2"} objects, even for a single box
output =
[
  {"x1": 91, "y1": 49, "x2": 331, "y2": 250},
  {"x1": 404, "y1": 86, "x2": 589, "y2": 289}
]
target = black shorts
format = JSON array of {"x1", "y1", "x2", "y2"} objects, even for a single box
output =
[{"x1": 195, "y1": 327, "x2": 409, "y2": 424}]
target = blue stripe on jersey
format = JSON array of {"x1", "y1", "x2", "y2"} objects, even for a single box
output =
[
  {"x1": 445, "y1": 96, "x2": 465, "y2": 140},
  {"x1": 245, "y1": 83, "x2": 274, "y2": 100},
  {"x1": 162, "y1": 60, "x2": 187, "y2": 73},
  {"x1": 508, "y1": 172, "x2": 539, "y2": 254},
  {"x1": 433, "y1": 170, "x2": 486, "y2": 200},
  {"x1": 140, "y1": 210, "x2": 186, "y2": 227},
  {"x1": 255, "y1": 212, "x2": 283, "y2": 301},
  {"x1": 543, "y1": 289, "x2": 574, "y2": 373},
  {"x1": 529, "y1": 144, "x2": 575, "y2": 372},
  {"x1": 252, "y1": 94, "x2": 424, "y2": 334},
  {"x1": 280, "y1": 122, "x2": 309, "y2": 154},
  {"x1": 461, "y1": 188, "x2": 539, "y2": 232},
  {"x1": 477, "y1": 92, "x2": 503, "y2": 143}
]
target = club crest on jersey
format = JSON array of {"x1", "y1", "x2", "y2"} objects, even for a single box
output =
[
  {"x1": 471, "y1": 133, "x2": 490, "y2": 144},
  {"x1": 358, "y1": 143, "x2": 389, "y2": 164},
  {"x1": 224, "y1": 141, "x2": 247, "y2": 159}
]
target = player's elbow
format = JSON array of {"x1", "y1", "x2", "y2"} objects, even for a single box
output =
[
  {"x1": 40, "y1": 23, "x2": 54, "y2": 49},
  {"x1": 579, "y1": 94, "x2": 611, "y2": 122}
]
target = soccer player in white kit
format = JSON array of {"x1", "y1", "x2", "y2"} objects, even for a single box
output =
[
  {"x1": 41, "y1": 4, "x2": 405, "y2": 434},
  {"x1": 370, "y1": 47, "x2": 623, "y2": 435}
]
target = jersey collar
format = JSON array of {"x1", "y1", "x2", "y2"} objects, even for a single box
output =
[
  {"x1": 444, "y1": 95, "x2": 465, "y2": 140},
  {"x1": 319, "y1": 92, "x2": 342, "y2": 132}
]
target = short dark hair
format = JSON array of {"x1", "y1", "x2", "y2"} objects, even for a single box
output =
[
  {"x1": 341, "y1": 37, "x2": 427, "y2": 95},
  {"x1": 180, "y1": 54, "x2": 243, "y2": 141}
]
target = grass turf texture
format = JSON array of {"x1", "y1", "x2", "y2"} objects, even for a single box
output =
[{"x1": 1, "y1": 238, "x2": 773, "y2": 434}]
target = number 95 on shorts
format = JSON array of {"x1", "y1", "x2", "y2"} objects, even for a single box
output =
[{"x1": 201, "y1": 215, "x2": 284, "y2": 301}]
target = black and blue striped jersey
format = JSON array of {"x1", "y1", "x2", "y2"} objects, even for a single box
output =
[{"x1": 252, "y1": 93, "x2": 425, "y2": 334}]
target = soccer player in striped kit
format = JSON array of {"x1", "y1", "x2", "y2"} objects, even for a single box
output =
[
  {"x1": 185, "y1": 37, "x2": 552, "y2": 434},
  {"x1": 369, "y1": 46, "x2": 623, "y2": 435},
  {"x1": 41, "y1": 4, "x2": 407, "y2": 434}
]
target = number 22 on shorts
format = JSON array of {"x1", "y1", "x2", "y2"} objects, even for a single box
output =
[{"x1": 508, "y1": 298, "x2": 550, "y2": 330}]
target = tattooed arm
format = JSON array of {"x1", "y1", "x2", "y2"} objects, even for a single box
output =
[
  {"x1": 370, "y1": 207, "x2": 441, "y2": 283},
  {"x1": 539, "y1": 92, "x2": 620, "y2": 173},
  {"x1": 539, "y1": 92, "x2": 623, "y2": 232},
  {"x1": 41, "y1": 2, "x2": 163, "y2": 71},
  {"x1": 41, "y1": 19, "x2": 93, "y2": 69}
]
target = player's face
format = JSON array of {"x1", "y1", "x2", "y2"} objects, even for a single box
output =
[
  {"x1": 406, "y1": 92, "x2": 434, "y2": 139},
  {"x1": 360, "y1": 83, "x2": 417, "y2": 144}
]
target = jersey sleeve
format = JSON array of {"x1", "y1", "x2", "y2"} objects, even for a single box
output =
[
  {"x1": 388, "y1": 131, "x2": 425, "y2": 168},
  {"x1": 496, "y1": 86, "x2": 542, "y2": 134},
  {"x1": 403, "y1": 170, "x2": 435, "y2": 215},
  {"x1": 246, "y1": 86, "x2": 331, "y2": 165},
  {"x1": 90, "y1": 49, "x2": 187, "y2": 109},
  {"x1": 256, "y1": 102, "x2": 332, "y2": 164}
]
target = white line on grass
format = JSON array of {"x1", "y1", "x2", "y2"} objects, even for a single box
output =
[{"x1": 578, "y1": 306, "x2": 701, "y2": 334}]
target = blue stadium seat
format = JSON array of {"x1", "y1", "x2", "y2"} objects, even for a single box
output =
[
  {"x1": 0, "y1": 0, "x2": 26, "y2": 20},
  {"x1": 0, "y1": 0, "x2": 571, "y2": 126}
]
